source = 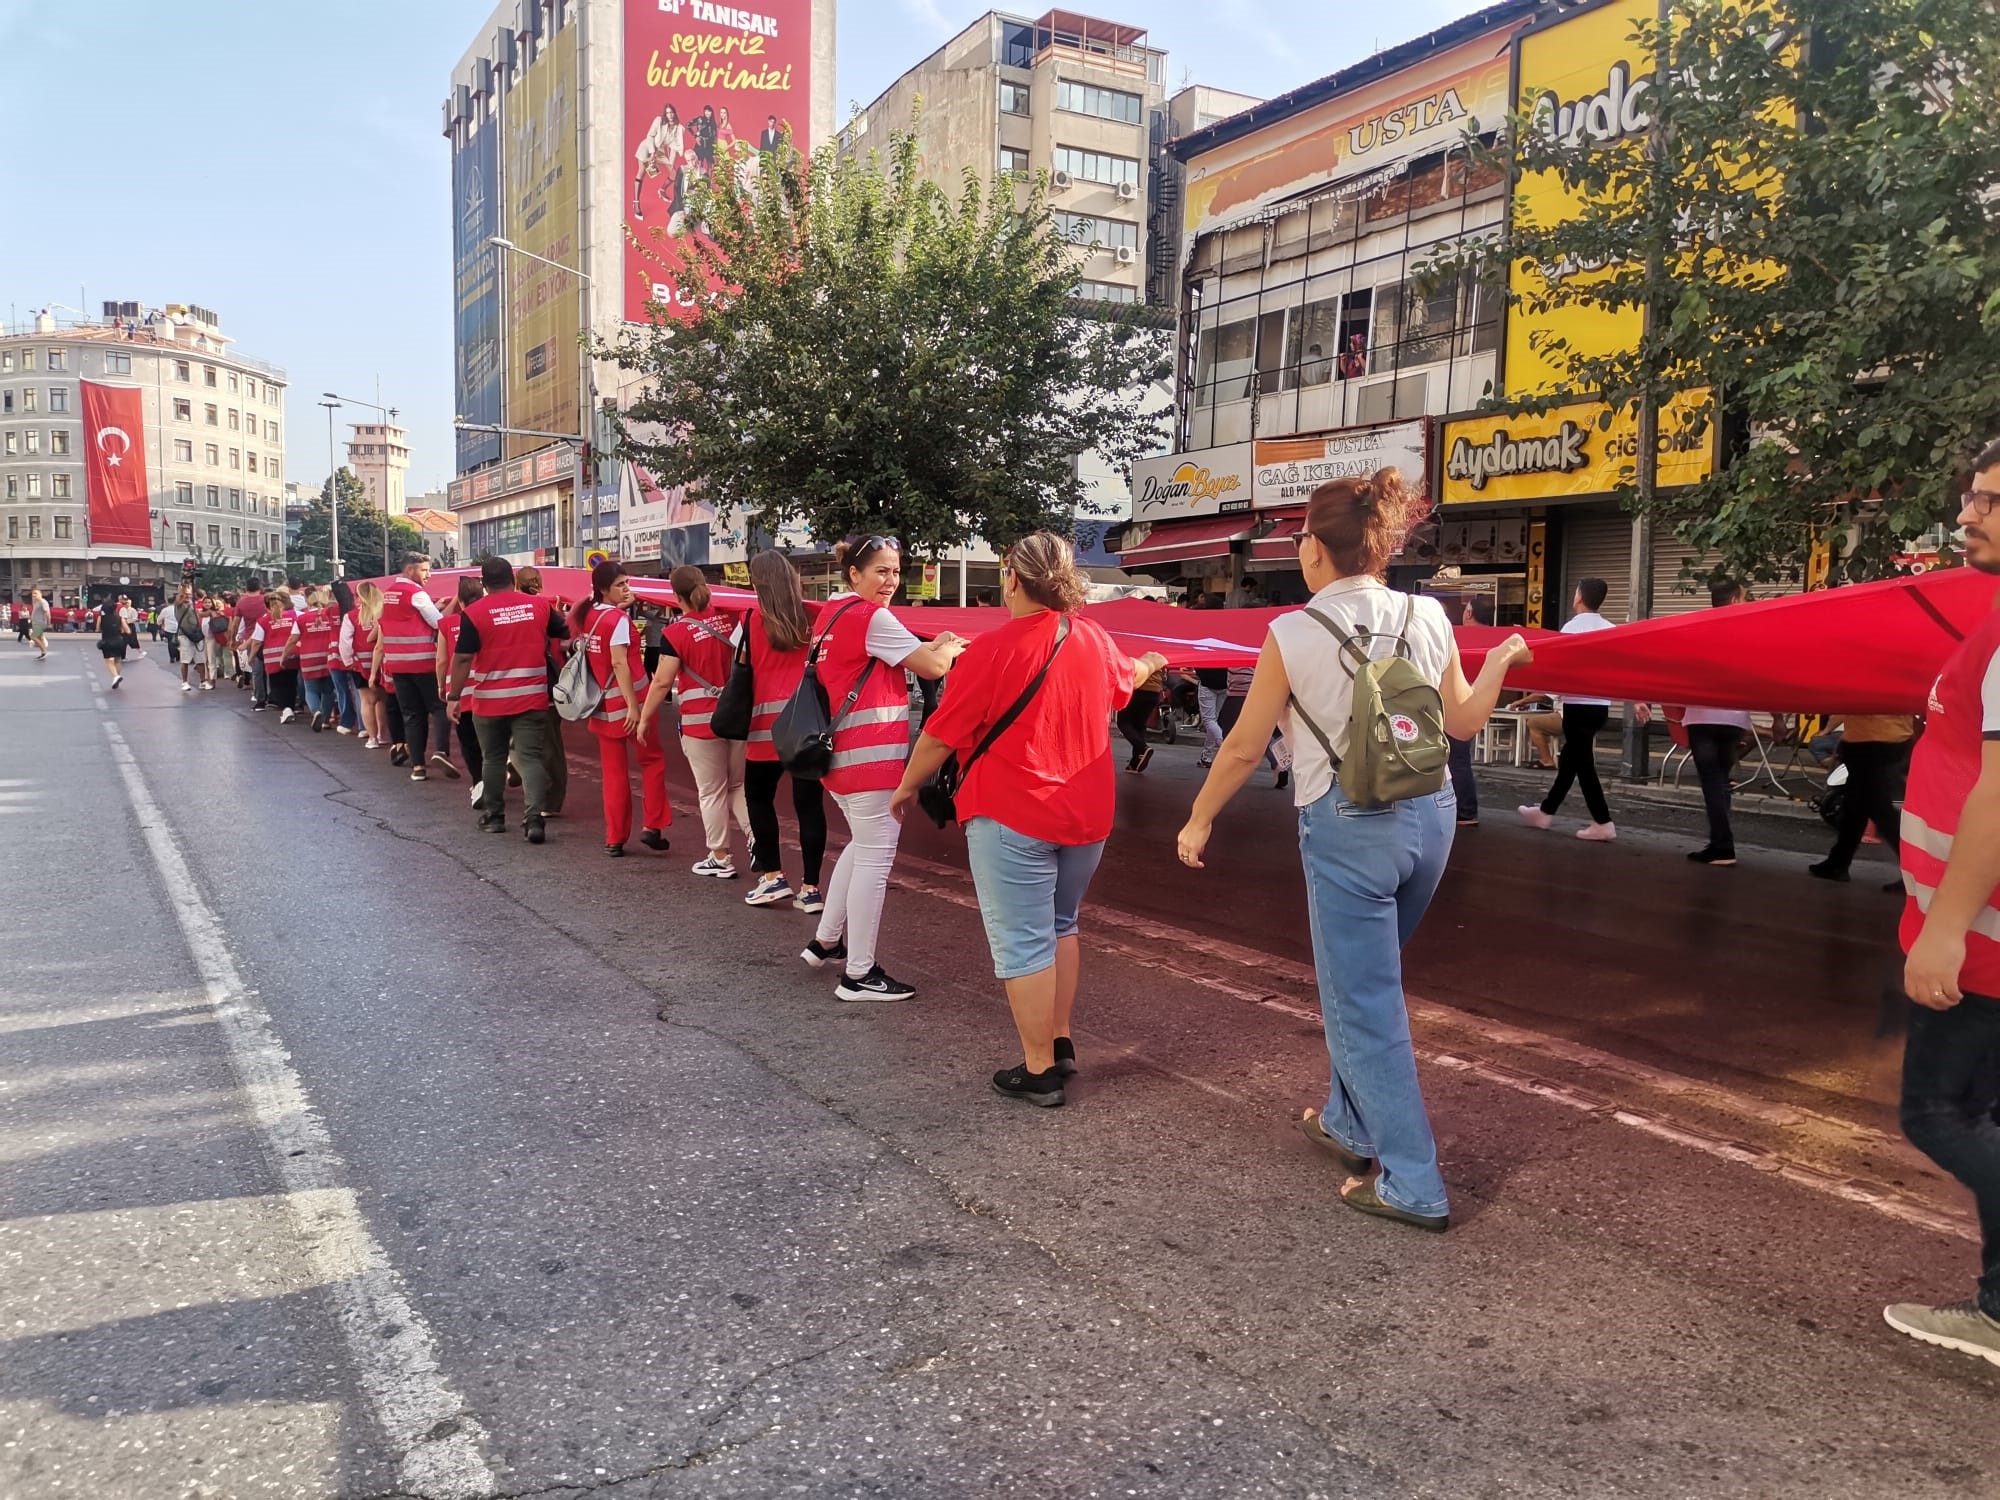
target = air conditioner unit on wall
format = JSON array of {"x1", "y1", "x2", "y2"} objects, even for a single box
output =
[
  {"x1": 1115, "y1": 180, "x2": 1138, "y2": 201},
  {"x1": 1115, "y1": 245, "x2": 1137, "y2": 265},
  {"x1": 1051, "y1": 169, "x2": 1073, "y2": 190}
]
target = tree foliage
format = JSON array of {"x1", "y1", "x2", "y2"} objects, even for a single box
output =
[
  {"x1": 610, "y1": 115, "x2": 1171, "y2": 558},
  {"x1": 292, "y1": 468, "x2": 426, "y2": 580},
  {"x1": 1445, "y1": 0, "x2": 2000, "y2": 583}
]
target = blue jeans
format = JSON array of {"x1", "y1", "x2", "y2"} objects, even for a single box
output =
[
  {"x1": 302, "y1": 674, "x2": 335, "y2": 719},
  {"x1": 1298, "y1": 786, "x2": 1456, "y2": 1217},
  {"x1": 1901, "y1": 992, "x2": 2000, "y2": 1319},
  {"x1": 330, "y1": 668, "x2": 360, "y2": 731},
  {"x1": 964, "y1": 817, "x2": 1105, "y2": 979}
]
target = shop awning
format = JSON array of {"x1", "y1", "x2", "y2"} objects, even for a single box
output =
[
  {"x1": 1248, "y1": 509, "x2": 1307, "y2": 562},
  {"x1": 1118, "y1": 514, "x2": 1253, "y2": 568}
]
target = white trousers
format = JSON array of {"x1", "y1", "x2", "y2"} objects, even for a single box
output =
[
  {"x1": 681, "y1": 734, "x2": 751, "y2": 854},
  {"x1": 816, "y1": 788, "x2": 903, "y2": 978}
]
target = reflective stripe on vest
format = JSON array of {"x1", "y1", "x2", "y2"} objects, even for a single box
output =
[
  {"x1": 819, "y1": 600, "x2": 912, "y2": 792},
  {"x1": 828, "y1": 741, "x2": 911, "y2": 770},
  {"x1": 1902, "y1": 873, "x2": 2000, "y2": 942},
  {"x1": 379, "y1": 580, "x2": 438, "y2": 668},
  {"x1": 1900, "y1": 810, "x2": 1953, "y2": 862}
]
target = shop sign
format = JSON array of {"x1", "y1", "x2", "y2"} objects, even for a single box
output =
[
  {"x1": 1130, "y1": 443, "x2": 1255, "y2": 520},
  {"x1": 907, "y1": 563, "x2": 941, "y2": 601},
  {"x1": 1438, "y1": 394, "x2": 1715, "y2": 505},
  {"x1": 1252, "y1": 420, "x2": 1426, "y2": 508},
  {"x1": 722, "y1": 562, "x2": 751, "y2": 586}
]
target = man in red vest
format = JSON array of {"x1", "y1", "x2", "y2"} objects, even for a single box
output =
[
  {"x1": 1887, "y1": 440, "x2": 2000, "y2": 1366},
  {"x1": 446, "y1": 557, "x2": 570, "y2": 843},
  {"x1": 372, "y1": 552, "x2": 454, "y2": 782}
]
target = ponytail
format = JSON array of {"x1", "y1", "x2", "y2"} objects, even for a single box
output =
[
  {"x1": 1301, "y1": 466, "x2": 1425, "y2": 577},
  {"x1": 669, "y1": 563, "x2": 711, "y2": 615},
  {"x1": 573, "y1": 559, "x2": 625, "y2": 634}
]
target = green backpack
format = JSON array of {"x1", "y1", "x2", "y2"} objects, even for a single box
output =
[{"x1": 1289, "y1": 595, "x2": 1448, "y2": 808}]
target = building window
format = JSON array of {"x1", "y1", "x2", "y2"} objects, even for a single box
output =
[
  {"x1": 59, "y1": 559, "x2": 74, "y2": 577},
  {"x1": 266, "y1": 419, "x2": 279, "y2": 441},
  {"x1": 207, "y1": 525, "x2": 222, "y2": 548},
  {"x1": 1055, "y1": 79, "x2": 1143, "y2": 125},
  {"x1": 176, "y1": 481, "x2": 194, "y2": 506},
  {"x1": 1053, "y1": 147, "x2": 1139, "y2": 188},
  {"x1": 51, "y1": 431, "x2": 69, "y2": 456},
  {"x1": 174, "y1": 398, "x2": 192, "y2": 420},
  {"x1": 230, "y1": 527, "x2": 242, "y2": 549},
  {"x1": 0, "y1": 352, "x2": 11, "y2": 371},
  {"x1": 1, "y1": 392, "x2": 10, "y2": 413},
  {"x1": 227, "y1": 409, "x2": 240, "y2": 431},
  {"x1": 230, "y1": 489, "x2": 242, "y2": 510},
  {"x1": 49, "y1": 388, "x2": 68, "y2": 413},
  {"x1": 16, "y1": 350, "x2": 32, "y2": 368},
  {"x1": 47, "y1": 349, "x2": 64, "y2": 371},
  {"x1": 246, "y1": 378, "x2": 258, "y2": 399},
  {"x1": 229, "y1": 449, "x2": 241, "y2": 469},
  {"x1": 176, "y1": 360, "x2": 191, "y2": 381},
  {"x1": 247, "y1": 452, "x2": 259, "y2": 474},
  {"x1": 105, "y1": 352, "x2": 131, "y2": 374},
  {"x1": 23, "y1": 430, "x2": 38, "y2": 455},
  {"x1": 54, "y1": 511, "x2": 70, "y2": 533},
  {"x1": 999, "y1": 146, "x2": 1031, "y2": 176},
  {"x1": 2, "y1": 433, "x2": 12, "y2": 455},
  {"x1": 27, "y1": 513, "x2": 41, "y2": 536},
  {"x1": 1000, "y1": 81, "x2": 1030, "y2": 116},
  {"x1": 205, "y1": 443, "x2": 219, "y2": 465},
  {"x1": 206, "y1": 485, "x2": 220, "y2": 507},
  {"x1": 204, "y1": 366, "x2": 217, "y2": 387},
  {"x1": 1076, "y1": 280, "x2": 1139, "y2": 303},
  {"x1": 178, "y1": 522, "x2": 195, "y2": 546},
  {"x1": 205, "y1": 404, "x2": 218, "y2": 425},
  {"x1": 227, "y1": 372, "x2": 239, "y2": 393},
  {"x1": 21, "y1": 388, "x2": 36, "y2": 413},
  {"x1": 1053, "y1": 212, "x2": 1138, "y2": 251},
  {"x1": 4, "y1": 515, "x2": 13, "y2": 536},
  {"x1": 174, "y1": 439, "x2": 193, "y2": 462}
]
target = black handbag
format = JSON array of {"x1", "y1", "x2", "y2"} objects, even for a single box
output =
[
  {"x1": 709, "y1": 615, "x2": 755, "y2": 741},
  {"x1": 917, "y1": 616, "x2": 1070, "y2": 828},
  {"x1": 773, "y1": 600, "x2": 873, "y2": 780}
]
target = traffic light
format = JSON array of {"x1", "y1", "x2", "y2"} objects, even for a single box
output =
[{"x1": 180, "y1": 557, "x2": 198, "y2": 581}]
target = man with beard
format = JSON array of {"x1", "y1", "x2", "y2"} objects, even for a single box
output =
[{"x1": 1885, "y1": 439, "x2": 2000, "y2": 1366}]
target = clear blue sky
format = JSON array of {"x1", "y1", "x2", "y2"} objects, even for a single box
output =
[{"x1": 0, "y1": 0, "x2": 1489, "y2": 497}]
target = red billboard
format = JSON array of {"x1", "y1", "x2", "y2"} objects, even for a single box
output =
[
  {"x1": 80, "y1": 381, "x2": 152, "y2": 548},
  {"x1": 622, "y1": 0, "x2": 813, "y2": 323}
]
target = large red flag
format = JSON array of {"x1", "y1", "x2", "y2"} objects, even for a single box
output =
[{"x1": 80, "y1": 380, "x2": 151, "y2": 548}]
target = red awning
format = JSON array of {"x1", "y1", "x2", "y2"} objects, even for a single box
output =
[
  {"x1": 1119, "y1": 514, "x2": 1253, "y2": 568},
  {"x1": 1248, "y1": 510, "x2": 1307, "y2": 561}
]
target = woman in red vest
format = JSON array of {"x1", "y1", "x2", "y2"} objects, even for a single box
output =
[
  {"x1": 803, "y1": 536, "x2": 966, "y2": 1002},
  {"x1": 636, "y1": 564, "x2": 746, "y2": 876},
  {"x1": 351, "y1": 582, "x2": 391, "y2": 751},
  {"x1": 256, "y1": 589, "x2": 299, "y2": 724},
  {"x1": 571, "y1": 561, "x2": 670, "y2": 857},
  {"x1": 435, "y1": 577, "x2": 487, "y2": 806},
  {"x1": 291, "y1": 586, "x2": 339, "y2": 732}
]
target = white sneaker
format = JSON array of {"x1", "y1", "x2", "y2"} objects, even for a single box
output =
[
  {"x1": 1516, "y1": 805, "x2": 1553, "y2": 830},
  {"x1": 362, "y1": 737, "x2": 381, "y2": 749},
  {"x1": 201, "y1": 680, "x2": 215, "y2": 691},
  {"x1": 691, "y1": 855, "x2": 737, "y2": 879},
  {"x1": 1576, "y1": 821, "x2": 1618, "y2": 842},
  {"x1": 744, "y1": 872, "x2": 794, "y2": 906},
  {"x1": 469, "y1": 783, "x2": 484, "y2": 805},
  {"x1": 279, "y1": 707, "x2": 296, "y2": 724},
  {"x1": 335, "y1": 724, "x2": 353, "y2": 734},
  {"x1": 1885, "y1": 1301, "x2": 2000, "y2": 1367},
  {"x1": 180, "y1": 681, "x2": 194, "y2": 693}
]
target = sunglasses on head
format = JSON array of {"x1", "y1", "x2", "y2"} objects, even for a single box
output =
[{"x1": 848, "y1": 534, "x2": 901, "y2": 560}]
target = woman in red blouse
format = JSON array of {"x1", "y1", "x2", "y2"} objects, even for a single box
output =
[
  {"x1": 570, "y1": 562, "x2": 670, "y2": 857},
  {"x1": 893, "y1": 532, "x2": 1165, "y2": 1107}
]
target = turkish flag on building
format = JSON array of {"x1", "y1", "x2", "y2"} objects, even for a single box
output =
[{"x1": 80, "y1": 380, "x2": 151, "y2": 548}]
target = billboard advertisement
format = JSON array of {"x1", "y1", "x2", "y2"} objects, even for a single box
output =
[
  {"x1": 622, "y1": 0, "x2": 815, "y2": 323},
  {"x1": 1252, "y1": 421, "x2": 1427, "y2": 508},
  {"x1": 1438, "y1": 394, "x2": 1716, "y2": 506},
  {"x1": 1129, "y1": 444, "x2": 1256, "y2": 520},
  {"x1": 503, "y1": 22, "x2": 581, "y2": 456},
  {"x1": 453, "y1": 117, "x2": 502, "y2": 473}
]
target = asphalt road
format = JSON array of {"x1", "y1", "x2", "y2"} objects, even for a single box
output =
[{"x1": 2, "y1": 637, "x2": 1993, "y2": 1500}]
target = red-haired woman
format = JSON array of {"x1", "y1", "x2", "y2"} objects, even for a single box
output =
[{"x1": 572, "y1": 561, "x2": 670, "y2": 857}]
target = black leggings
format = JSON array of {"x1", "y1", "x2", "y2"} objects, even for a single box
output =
[
  {"x1": 1116, "y1": 689, "x2": 1161, "y2": 765},
  {"x1": 1540, "y1": 704, "x2": 1611, "y2": 825},
  {"x1": 744, "y1": 758, "x2": 827, "y2": 887}
]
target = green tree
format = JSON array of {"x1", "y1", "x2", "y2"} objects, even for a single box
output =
[
  {"x1": 291, "y1": 468, "x2": 426, "y2": 580},
  {"x1": 610, "y1": 115, "x2": 1171, "y2": 558},
  {"x1": 1446, "y1": 0, "x2": 2000, "y2": 584}
]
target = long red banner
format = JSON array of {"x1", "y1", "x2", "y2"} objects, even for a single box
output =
[{"x1": 80, "y1": 380, "x2": 151, "y2": 548}]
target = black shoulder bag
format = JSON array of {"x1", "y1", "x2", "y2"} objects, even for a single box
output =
[
  {"x1": 917, "y1": 615, "x2": 1070, "y2": 829},
  {"x1": 772, "y1": 599, "x2": 873, "y2": 780},
  {"x1": 709, "y1": 612, "x2": 755, "y2": 741}
]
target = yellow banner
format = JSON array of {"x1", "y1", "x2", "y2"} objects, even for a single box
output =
[
  {"x1": 722, "y1": 561, "x2": 751, "y2": 586},
  {"x1": 1438, "y1": 394, "x2": 1715, "y2": 506},
  {"x1": 504, "y1": 24, "x2": 581, "y2": 458}
]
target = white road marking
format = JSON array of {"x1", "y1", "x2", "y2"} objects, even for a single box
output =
[{"x1": 99, "y1": 717, "x2": 496, "y2": 1499}]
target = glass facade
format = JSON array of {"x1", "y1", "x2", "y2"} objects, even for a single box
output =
[{"x1": 465, "y1": 507, "x2": 557, "y2": 559}]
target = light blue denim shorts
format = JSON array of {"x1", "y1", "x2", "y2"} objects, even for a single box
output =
[{"x1": 963, "y1": 817, "x2": 1106, "y2": 980}]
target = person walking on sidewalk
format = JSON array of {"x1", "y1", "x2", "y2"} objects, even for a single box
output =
[
  {"x1": 27, "y1": 589, "x2": 51, "y2": 660},
  {"x1": 1519, "y1": 578, "x2": 1618, "y2": 841},
  {"x1": 1679, "y1": 581, "x2": 1753, "y2": 867},
  {"x1": 729, "y1": 551, "x2": 831, "y2": 912},
  {"x1": 326, "y1": 579, "x2": 363, "y2": 734},
  {"x1": 571, "y1": 562, "x2": 671, "y2": 858},
  {"x1": 97, "y1": 595, "x2": 130, "y2": 688},
  {"x1": 893, "y1": 531, "x2": 1166, "y2": 1108},
  {"x1": 1885, "y1": 450, "x2": 2000, "y2": 1367},
  {"x1": 1810, "y1": 713, "x2": 1916, "y2": 885},
  {"x1": 802, "y1": 535, "x2": 966, "y2": 1003},
  {"x1": 374, "y1": 553, "x2": 451, "y2": 782},
  {"x1": 1178, "y1": 469, "x2": 1533, "y2": 1233},
  {"x1": 256, "y1": 590, "x2": 300, "y2": 723},
  {"x1": 1446, "y1": 595, "x2": 1494, "y2": 826},
  {"x1": 638, "y1": 564, "x2": 751, "y2": 873},
  {"x1": 234, "y1": 587, "x2": 268, "y2": 705},
  {"x1": 1115, "y1": 656, "x2": 1165, "y2": 774},
  {"x1": 516, "y1": 566, "x2": 568, "y2": 817},
  {"x1": 447, "y1": 557, "x2": 570, "y2": 844}
]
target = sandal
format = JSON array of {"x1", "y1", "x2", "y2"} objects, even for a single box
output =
[
  {"x1": 1296, "y1": 1109, "x2": 1375, "y2": 1176},
  {"x1": 1340, "y1": 1178, "x2": 1448, "y2": 1234}
]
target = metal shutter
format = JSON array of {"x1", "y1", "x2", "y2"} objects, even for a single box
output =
[
  {"x1": 1650, "y1": 539, "x2": 1713, "y2": 616},
  {"x1": 1559, "y1": 513, "x2": 1633, "y2": 623}
]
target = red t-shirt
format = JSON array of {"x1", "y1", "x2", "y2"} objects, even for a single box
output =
[{"x1": 922, "y1": 610, "x2": 1134, "y2": 846}]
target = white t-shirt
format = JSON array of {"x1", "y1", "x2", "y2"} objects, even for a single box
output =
[
  {"x1": 1270, "y1": 577, "x2": 1455, "y2": 807},
  {"x1": 1558, "y1": 611, "x2": 1615, "y2": 706},
  {"x1": 1685, "y1": 705, "x2": 1755, "y2": 732},
  {"x1": 824, "y1": 594, "x2": 923, "y2": 666}
]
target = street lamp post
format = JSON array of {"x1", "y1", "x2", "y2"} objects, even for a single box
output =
[
  {"x1": 488, "y1": 236, "x2": 597, "y2": 566},
  {"x1": 324, "y1": 392, "x2": 400, "y2": 575},
  {"x1": 317, "y1": 398, "x2": 343, "y2": 578}
]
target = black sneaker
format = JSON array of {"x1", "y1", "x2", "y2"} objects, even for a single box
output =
[
  {"x1": 524, "y1": 818, "x2": 547, "y2": 845},
  {"x1": 638, "y1": 828, "x2": 669, "y2": 851},
  {"x1": 835, "y1": 965, "x2": 916, "y2": 1003},
  {"x1": 1052, "y1": 1036, "x2": 1078, "y2": 1078},
  {"x1": 1808, "y1": 859, "x2": 1849, "y2": 883},
  {"x1": 605, "y1": 843, "x2": 625, "y2": 858},
  {"x1": 1688, "y1": 846, "x2": 1738, "y2": 866},
  {"x1": 800, "y1": 938, "x2": 847, "y2": 972},
  {"x1": 390, "y1": 746, "x2": 410, "y2": 767},
  {"x1": 992, "y1": 1064, "x2": 1065, "y2": 1107},
  {"x1": 477, "y1": 815, "x2": 506, "y2": 834}
]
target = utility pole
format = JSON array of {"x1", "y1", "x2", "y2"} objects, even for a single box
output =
[{"x1": 318, "y1": 398, "x2": 344, "y2": 578}]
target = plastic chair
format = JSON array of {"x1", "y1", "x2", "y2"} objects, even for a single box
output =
[{"x1": 1659, "y1": 706, "x2": 1691, "y2": 786}]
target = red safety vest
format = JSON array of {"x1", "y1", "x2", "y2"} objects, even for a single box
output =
[
  {"x1": 296, "y1": 608, "x2": 336, "y2": 679},
  {"x1": 1900, "y1": 607, "x2": 2000, "y2": 997},
  {"x1": 460, "y1": 590, "x2": 554, "y2": 716},
  {"x1": 377, "y1": 575, "x2": 438, "y2": 673},
  {"x1": 744, "y1": 611, "x2": 807, "y2": 764},
  {"x1": 346, "y1": 608, "x2": 373, "y2": 673},
  {"x1": 817, "y1": 598, "x2": 912, "y2": 795},
  {"x1": 665, "y1": 611, "x2": 736, "y2": 740},
  {"x1": 259, "y1": 613, "x2": 295, "y2": 674},
  {"x1": 581, "y1": 604, "x2": 645, "y2": 724}
]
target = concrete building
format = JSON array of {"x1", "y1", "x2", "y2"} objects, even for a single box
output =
[
  {"x1": 0, "y1": 303, "x2": 288, "y2": 609},
  {"x1": 345, "y1": 420, "x2": 409, "y2": 516},
  {"x1": 403, "y1": 504, "x2": 462, "y2": 568},
  {"x1": 839, "y1": 10, "x2": 1167, "y2": 307},
  {"x1": 1145, "y1": 84, "x2": 1264, "y2": 306},
  {"x1": 442, "y1": 0, "x2": 837, "y2": 566},
  {"x1": 283, "y1": 479, "x2": 317, "y2": 553}
]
